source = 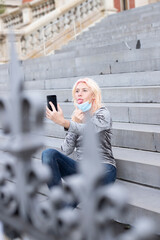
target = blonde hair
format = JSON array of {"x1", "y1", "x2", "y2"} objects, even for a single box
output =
[{"x1": 72, "y1": 78, "x2": 102, "y2": 113}]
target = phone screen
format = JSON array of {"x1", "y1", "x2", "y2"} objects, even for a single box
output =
[{"x1": 47, "y1": 95, "x2": 57, "y2": 111}]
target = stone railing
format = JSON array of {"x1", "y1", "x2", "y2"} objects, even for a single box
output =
[
  {"x1": 0, "y1": 0, "x2": 116, "y2": 62},
  {"x1": 32, "y1": 0, "x2": 56, "y2": 20},
  {"x1": 0, "y1": 0, "x2": 56, "y2": 29},
  {"x1": 19, "y1": 0, "x2": 105, "y2": 59}
]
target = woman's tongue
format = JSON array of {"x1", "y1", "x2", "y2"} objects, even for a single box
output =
[{"x1": 78, "y1": 99, "x2": 83, "y2": 104}]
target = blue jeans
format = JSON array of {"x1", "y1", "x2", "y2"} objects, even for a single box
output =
[{"x1": 41, "y1": 149, "x2": 116, "y2": 188}]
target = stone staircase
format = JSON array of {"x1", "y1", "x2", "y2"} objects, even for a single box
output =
[{"x1": 0, "y1": 1, "x2": 160, "y2": 234}]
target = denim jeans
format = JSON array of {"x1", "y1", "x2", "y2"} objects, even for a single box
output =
[{"x1": 41, "y1": 148, "x2": 116, "y2": 189}]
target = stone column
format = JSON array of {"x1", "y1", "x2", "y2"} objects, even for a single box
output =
[
  {"x1": 55, "y1": 0, "x2": 72, "y2": 8},
  {"x1": 103, "y1": 0, "x2": 117, "y2": 14},
  {"x1": 22, "y1": 5, "x2": 32, "y2": 25}
]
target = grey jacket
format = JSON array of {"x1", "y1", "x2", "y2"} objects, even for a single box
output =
[{"x1": 61, "y1": 106, "x2": 116, "y2": 167}]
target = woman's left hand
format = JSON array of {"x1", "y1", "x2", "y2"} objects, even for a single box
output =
[
  {"x1": 72, "y1": 108, "x2": 85, "y2": 123},
  {"x1": 46, "y1": 102, "x2": 65, "y2": 126}
]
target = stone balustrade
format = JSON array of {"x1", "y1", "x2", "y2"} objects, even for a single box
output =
[
  {"x1": 20, "y1": 0, "x2": 106, "y2": 59},
  {"x1": 0, "y1": 0, "x2": 116, "y2": 62},
  {"x1": 1, "y1": 10, "x2": 23, "y2": 29},
  {"x1": 0, "y1": 0, "x2": 56, "y2": 29},
  {"x1": 31, "y1": 0, "x2": 55, "y2": 20}
]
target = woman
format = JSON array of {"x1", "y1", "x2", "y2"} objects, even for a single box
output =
[{"x1": 42, "y1": 78, "x2": 116, "y2": 188}]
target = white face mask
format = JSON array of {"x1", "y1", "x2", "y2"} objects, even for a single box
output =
[{"x1": 76, "y1": 101, "x2": 92, "y2": 112}]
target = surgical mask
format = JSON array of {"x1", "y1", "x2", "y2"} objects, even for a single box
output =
[{"x1": 76, "y1": 101, "x2": 92, "y2": 112}]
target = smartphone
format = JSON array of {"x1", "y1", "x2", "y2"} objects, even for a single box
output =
[{"x1": 47, "y1": 95, "x2": 57, "y2": 111}]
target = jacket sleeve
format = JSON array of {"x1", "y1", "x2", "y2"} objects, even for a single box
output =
[
  {"x1": 68, "y1": 107, "x2": 111, "y2": 135},
  {"x1": 61, "y1": 131, "x2": 78, "y2": 156},
  {"x1": 91, "y1": 107, "x2": 111, "y2": 133}
]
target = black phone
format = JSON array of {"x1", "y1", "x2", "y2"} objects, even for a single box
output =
[{"x1": 47, "y1": 95, "x2": 57, "y2": 111}]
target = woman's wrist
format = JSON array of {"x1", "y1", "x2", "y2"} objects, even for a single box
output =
[{"x1": 61, "y1": 119, "x2": 70, "y2": 129}]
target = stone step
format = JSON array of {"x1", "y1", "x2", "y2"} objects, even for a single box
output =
[
  {"x1": 117, "y1": 180, "x2": 160, "y2": 234},
  {"x1": 60, "y1": 102, "x2": 160, "y2": 125},
  {"x1": 65, "y1": 23, "x2": 160, "y2": 48},
  {"x1": 39, "y1": 120, "x2": 160, "y2": 152},
  {"x1": 75, "y1": 19, "x2": 160, "y2": 42},
  {"x1": 18, "y1": 155, "x2": 160, "y2": 235},
  {"x1": 81, "y1": 16, "x2": 160, "y2": 36},
  {"x1": 57, "y1": 42, "x2": 136, "y2": 56},
  {"x1": 43, "y1": 71, "x2": 160, "y2": 89},
  {"x1": 1, "y1": 71, "x2": 160, "y2": 91},
  {"x1": 1, "y1": 131, "x2": 159, "y2": 191},
  {"x1": 1, "y1": 100, "x2": 159, "y2": 127},
  {"x1": 1, "y1": 85, "x2": 160, "y2": 103},
  {"x1": 58, "y1": 35, "x2": 141, "y2": 53},
  {"x1": 1, "y1": 132, "x2": 159, "y2": 189},
  {"x1": 117, "y1": 24, "x2": 160, "y2": 40},
  {"x1": 24, "y1": 63, "x2": 111, "y2": 80},
  {"x1": 1, "y1": 101, "x2": 159, "y2": 128},
  {"x1": 26, "y1": 37, "x2": 160, "y2": 65},
  {"x1": 27, "y1": 86, "x2": 160, "y2": 103},
  {"x1": 137, "y1": 29, "x2": 160, "y2": 43},
  {"x1": 110, "y1": 58, "x2": 160, "y2": 74},
  {"x1": 75, "y1": 47, "x2": 160, "y2": 64},
  {"x1": 24, "y1": 47, "x2": 160, "y2": 68},
  {"x1": 55, "y1": 40, "x2": 136, "y2": 54},
  {"x1": 58, "y1": 36, "x2": 160, "y2": 55},
  {"x1": 114, "y1": 147, "x2": 160, "y2": 189},
  {"x1": 88, "y1": 6, "x2": 160, "y2": 27},
  {"x1": 62, "y1": 28, "x2": 160, "y2": 52},
  {"x1": 112, "y1": 122, "x2": 160, "y2": 152},
  {"x1": 0, "y1": 146, "x2": 160, "y2": 233},
  {"x1": 84, "y1": 16, "x2": 160, "y2": 34},
  {"x1": 31, "y1": 141, "x2": 160, "y2": 189},
  {"x1": 106, "y1": 5, "x2": 160, "y2": 24},
  {"x1": 45, "y1": 46, "x2": 160, "y2": 65},
  {"x1": 76, "y1": 31, "x2": 159, "y2": 50},
  {"x1": 21, "y1": 59, "x2": 160, "y2": 81},
  {"x1": 106, "y1": 13, "x2": 160, "y2": 29}
]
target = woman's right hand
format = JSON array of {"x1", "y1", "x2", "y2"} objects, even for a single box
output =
[
  {"x1": 46, "y1": 102, "x2": 70, "y2": 129},
  {"x1": 72, "y1": 108, "x2": 85, "y2": 123}
]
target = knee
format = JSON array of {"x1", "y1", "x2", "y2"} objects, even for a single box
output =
[
  {"x1": 103, "y1": 164, "x2": 117, "y2": 185},
  {"x1": 41, "y1": 149, "x2": 59, "y2": 165}
]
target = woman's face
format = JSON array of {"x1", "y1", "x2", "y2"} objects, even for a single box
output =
[{"x1": 75, "y1": 82, "x2": 94, "y2": 104}]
